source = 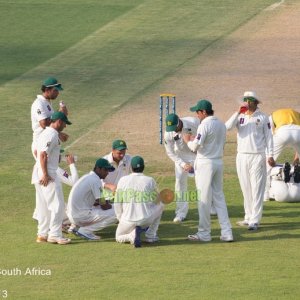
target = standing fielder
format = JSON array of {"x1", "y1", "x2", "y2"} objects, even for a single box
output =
[
  {"x1": 264, "y1": 108, "x2": 300, "y2": 199},
  {"x1": 31, "y1": 77, "x2": 68, "y2": 158},
  {"x1": 183, "y1": 100, "x2": 233, "y2": 242},
  {"x1": 164, "y1": 113, "x2": 199, "y2": 223},
  {"x1": 35, "y1": 111, "x2": 72, "y2": 245},
  {"x1": 226, "y1": 91, "x2": 274, "y2": 230}
]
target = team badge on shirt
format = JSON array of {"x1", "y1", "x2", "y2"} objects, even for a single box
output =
[
  {"x1": 47, "y1": 105, "x2": 51, "y2": 111},
  {"x1": 197, "y1": 133, "x2": 201, "y2": 140},
  {"x1": 63, "y1": 171, "x2": 69, "y2": 178},
  {"x1": 37, "y1": 109, "x2": 41, "y2": 115}
]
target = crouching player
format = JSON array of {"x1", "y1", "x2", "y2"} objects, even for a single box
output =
[{"x1": 114, "y1": 156, "x2": 164, "y2": 248}]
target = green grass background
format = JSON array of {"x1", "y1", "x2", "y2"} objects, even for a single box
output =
[{"x1": 1, "y1": 0, "x2": 300, "y2": 299}]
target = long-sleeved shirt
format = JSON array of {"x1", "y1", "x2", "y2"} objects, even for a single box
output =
[
  {"x1": 226, "y1": 109, "x2": 274, "y2": 156},
  {"x1": 164, "y1": 117, "x2": 199, "y2": 167}
]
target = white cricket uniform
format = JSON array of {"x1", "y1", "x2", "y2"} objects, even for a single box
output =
[
  {"x1": 187, "y1": 116, "x2": 232, "y2": 241},
  {"x1": 102, "y1": 153, "x2": 132, "y2": 199},
  {"x1": 32, "y1": 163, "x2": 79, "y2": 222},
  {"x1": 265, "y1": 109, "x2": 300, "y2": 198},
  {"x1": 114, "y1": 173, "x2": 164, "y2": 243},
  {"x1": 67, "y1": 171, "x2": 117, "y2": 234},
  {"x1": 31, "y1": 95, "x2": 54, "y2": 157},
  {"x1": 35, "y1": 127, "x2": 64, "y2": 238},
  {"x1": 226, "y1": 109, "x2": 273, "y2": 224},
  {"x1": 164, "y1": 117, "x2": 199, "y2": 219}
]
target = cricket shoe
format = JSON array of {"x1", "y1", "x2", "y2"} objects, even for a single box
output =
[
  {"x1": 283, "y1": 162, "x2": 291, "y2": 183},
  {"x1": 293, "y1": 163, "x2": 300, "y2": 183},
  {"x1": 236, "y1": 220, "x2": 249, "y2": 227},
  {"x1": 75, "y1": 229, "x2": 101, "y2": 241},
  {"x1": 36, "y1": 235, "x2": 47, "y2": 243},
  {"x1": 220, "y1": 235, "x2": 234, "y2": 242},
  {"x1": 187, "y1": 233, "x2": 212, "y2": 242},
  {"x1": 144, "y1": 236, "x2": 159, "y2": 243},
  {"x1": 173, "y1": 216, "x2": 185, "y2": 223},
  {"x1": 248, "y1": 223, "x2": 259, "y2": 231},
  {"x1": 47, "y1": 236, "x2": 71, "y2": 245}
]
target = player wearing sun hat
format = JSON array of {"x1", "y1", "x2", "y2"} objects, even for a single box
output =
[
  {"x1": 226, "y1": 91, "x2": 274, "y2": 231},
  {"x1": 164, "y1": 113, "x2": 199, "y2": 223}
]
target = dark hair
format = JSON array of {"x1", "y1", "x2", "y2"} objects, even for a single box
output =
[
  {"x1": 132, "y1": 166, "x2": 144, "y2": 173},
  {"x1": 41, "y1": 85, "x2": 54, "y2": 92},
  {"x1": 206, "y1": 109, "x2": 214, "y2": 116}
]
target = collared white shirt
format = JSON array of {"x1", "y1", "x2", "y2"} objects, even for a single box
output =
[
  {"x1": 226, "y1": 109, "x2": 274, "y2": 156},
  {"x1": 31, "y1": 95, "x2": 54, "y2": 143},
  {"x1": 36, "y1": 127, "x2": 60, "y2": 177},
  {"x1": 164, "y1": 117, "x2": 199, "y2": 167},
  {"x1": 188, "y1": 116, "x2": 226, "y2": 159},
  {"x1": 114, "y1": 173, "x2": 158, "y2": 222},
  {"x1": 67, "y1": 171, "x2": 102, "y2": 219},
  {"x1": 102, "y1": 152, "x2": 132, "y2": 185}
]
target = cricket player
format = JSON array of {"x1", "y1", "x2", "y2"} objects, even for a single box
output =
[
  {"x1": 183, "y1": 99, "x2": 233, "y2": 242},
  {"x1": 32, "y1": 152, "x2": 79, "y2": 224},
  {"x1": 264, "y1": 108, "x2": 300, "y2": 199},
  {"x1": 114, "y1": 156, "x2": 164, "y2": 248},
  {"x1": 226, "y1": 91, "x2": 274, "y2": 231},
  {"x1": 102, "y1": 139, "x2": 132, "y2": 199},
  {"x1": 35, "y1": 111, "x2": 72, "y2": 245},
  {"x1": 31, "y1": 77, "x2": 68, "y2": 158},
  {"x1": 164, "y1": 113, "x2": 199, "y2": 223},
  {"x1": 67, "y1": 158, "x2": 117, "y2": 241}
]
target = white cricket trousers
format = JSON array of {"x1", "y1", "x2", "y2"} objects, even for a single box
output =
[
  {"x1": 35, "y1": 177, "x2": 65, "y2": 238},
  {"x1": 174, "y1": 162, "x2": 190, "y2": 218},
  {"x1": 115, "y1": 204, "x2": 164, "y2": 243},
  {"x1": 69, "y1": 207, "x2": 117, "y2": 234},
  {"x1": 265, "y1": 125, "x2": 300, "y2": 198},
  {"x1": 194, "y1": 159, "x2": 232, "y2": 240},
  {"x1": 237, "y1": 153, "x2": 266, "y2": 224}
]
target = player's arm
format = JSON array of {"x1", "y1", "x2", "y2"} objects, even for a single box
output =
[
  {"x1": 39, "y1": 151, "x2": 53, "y2": 186},
  {"x1": 264, "y1": 117, "x2": 275, "y2": 167},
  {"x1": 225, "y1": 112, "x2": 239, "y2": 131},
  {"x1": 39, "y1": 118, "x2": 50, "y2": 129},
  {"x1": 164, "y1": 133, "x2": 186, "y2": 168}
]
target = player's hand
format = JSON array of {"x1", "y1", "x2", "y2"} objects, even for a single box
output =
[
  {"x1": 59, "y1": 106, "x2": 68, "y2": 116},
  {"x1": 39, "y1": 174, "x2": 53, "y2": 186},
  {"x1": 183, "y1": 163, "x2": 193, "y2": 172},
  {"x1": 66, "y1": 154, "x2": 75, "y2": 165},
  {"x1": 100, "y1": 201, "x2": 112, "y2": 210},
  {"x1": 238, "y1": 103, "x2": 248, "y2": 114},
  {"x1": 182, "y1": 133, "x2": 195, "y2": 143},
  {"x1": 59, "y1": 132, "x2": 69, "y2": 142},
  {"x1": 268, "y1": 157, "x2": 276, "y2": 167}
]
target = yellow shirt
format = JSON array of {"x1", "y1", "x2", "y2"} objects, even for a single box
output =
[{"x1": 272, "y1": 109, "x2": 300, "y2": 132}]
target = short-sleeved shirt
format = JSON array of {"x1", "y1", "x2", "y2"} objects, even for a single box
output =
[
  {"x1": 67, "y1": 171, "x2": 102, "y2": 219},
  {"x1": 36, "y1": 126, "x2": 60, "y2": 177},
  {"x1": 31, "y1": 95, "x2": 54, "y2": 144},
  {"x1": 102, "y1": 153, "x2": 132, "y2": 185}
]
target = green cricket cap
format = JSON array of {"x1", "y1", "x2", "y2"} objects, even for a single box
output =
[
  {"x1": 95, "y1": 158, "x2": 115, "y2": 172},
  {"x1": 50, "y1": 111, "x2": 72, "y2": 125},
  {"x1": 131, "y1": 156, "x2": 144, "y2": 169},
  {"x1": 43, "y1": 77, "x2": 63, "y2": 91},
  {"x1": 112, "y1": 139, "x2": 127, "y2": 150},
  {"x1": 190, "y1": 99, "x2": 212, "y2": 112},
  {"x1": 165, "y1": 113, "x2": 179, "y2": 132}
]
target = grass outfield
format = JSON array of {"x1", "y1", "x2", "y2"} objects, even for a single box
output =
[{"x1": 1, "y1": 0, "x2": 300, "y2": 299}]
